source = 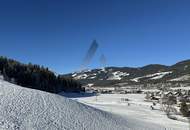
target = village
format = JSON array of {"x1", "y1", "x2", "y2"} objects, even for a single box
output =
[{"x1": 84, "y1": 84, "x2": 190, "y2": 122}]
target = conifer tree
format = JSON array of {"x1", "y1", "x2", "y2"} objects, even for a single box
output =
[{"x1": 180, "y1": 101, "x2": 189, "y2": 117}]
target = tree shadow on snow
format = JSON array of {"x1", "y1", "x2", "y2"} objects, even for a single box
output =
[{"x1": 60, "y1": 92, "x2": 97, "y2": 98}]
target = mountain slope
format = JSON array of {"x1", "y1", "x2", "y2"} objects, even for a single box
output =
[
  {"x1": 0, "y1": 78, "x2": 165, "y2": 130},
  {"x1": 64, "y1": 60, "x2": 190, "y2": 87}
]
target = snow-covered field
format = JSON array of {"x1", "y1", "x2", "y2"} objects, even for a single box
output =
[
  {"x1": 63, "y1": 93, "x2": 189, "y2": 130},
  {"x1": 170, "y1": 75, "x2": 190, "y2": 81},
  {"x1": 107, "y1": 71, "x2": 130, "y2": 80},
  {"x1": 0, "y1": 78, "x2": 180, "y2": 130},
  {"x1": 131, "y1": 71, "x2": 172, "y2": 82}
]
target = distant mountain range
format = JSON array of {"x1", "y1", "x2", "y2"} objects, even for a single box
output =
[{"x1": 64, "y1": 60, "x2": 190, "y2": 87}]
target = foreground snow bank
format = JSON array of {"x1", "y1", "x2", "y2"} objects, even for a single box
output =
[{"x1": 0, "y1": 79, "x2": 153, "y2": 130}]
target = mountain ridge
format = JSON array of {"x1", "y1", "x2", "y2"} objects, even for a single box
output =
[{"x1": 64, "y1": 59, "x2": 190, "y2": 87}]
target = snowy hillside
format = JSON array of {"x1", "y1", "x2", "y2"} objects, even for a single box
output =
[
  {"x1": 0, "y1": 78, "x2": 170, "y2": 130},
  {"x1": 170, "y1": 75, "x2": 190, "y2": 81},
  {"x1": 64, "y1": 59, "x2": 190, "y2": 87},
  {"x1": 131, "y1": 71, "x2": 172, "y2": 82},
  {"x1": 63, "y1": 93, "x2": 189, "y2": 130},
  {"x1": 0, "y1": 79, "x2": 133, "y2": 130}
]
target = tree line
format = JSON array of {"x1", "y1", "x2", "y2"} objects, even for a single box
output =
[{"x1": 0, "y1": 56, "x2": 84, "y2": 93}]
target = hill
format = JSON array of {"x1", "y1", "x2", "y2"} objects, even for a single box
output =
[
  {"x1": 0, "y1": 78, "x2": 162, "y2": 130},
  {"x1": 64, "y1": 60, "x2": 190, "y2": 87}
]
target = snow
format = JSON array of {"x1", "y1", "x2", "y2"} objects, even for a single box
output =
[
  {"x1": 131, "y1": 77, "x2": 140, "y2": 82},
  {"x1": 142, "y1": 89, "x2": 160, "y2": 92},
  {"x1": 96, "y1": 87, "x2": 115, "y2": 91},
  {"x1": 101, "y1": 68, "x2": 106, "y2": 72},
  {"x1": 184, "y1": 65, "x2": 189, "y2": 70},
  {"x1": 1, "y1": 78, "x2": 185, "y2": 130},
  {"x1": 1, "y1": 74, "x2": 187, "y2": 129},
  {"x1": 170, "y1": 86, "x2": 190, "y2": 90},
  {"x1": 0, "y1": 75, "x2": 4, "y2": 80},
  {"x1": 64, "y1": 93, "x2": 189, "y2": 130},
  {"x1": 108, "y1": 71, "x2": 130, "y2": 80},
  {"x1": 72, "y1": 73, "x2": 77, "y2": 77},
  {"x1": 87, "y1": 83, "x2": 94, "y2": 87},
  {"x1": 0, "y1": 79, "x2": 147, "y2": 130},
  {"x1": 89, "y1": 76, "x2": 96, "y2": 79},
  {"x1": 150, "y1": 71, "x2": 172, "y2": 80},
  {"x1": 170, "y1": 75, "x2": 190, "y2": 81},
  {"x1": 73, "y1": 72, "x2": 97, "y2": 80},
  {"x1": 74, "y1": 74, "x2": 88, "y2": 79},
  {"x1": 113, "y1": 71, "x2": 129, "y2": 76},
  {"x1": 131, "y1": 71, "x2": 172, "y2": 82},
  {"x1": 72, "y1": 69, "x2": 92, "y2": 75}
]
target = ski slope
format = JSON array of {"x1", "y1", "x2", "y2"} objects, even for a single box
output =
[
  {"x1": 0, "y1": 78, "x2": 172, "y2": 130},
  {"x1": 63, "y1": 93, "x2": 189, "y2": 130},
  {"x1": 0, "y1": 79, "x2": 133, "y2": 130}
]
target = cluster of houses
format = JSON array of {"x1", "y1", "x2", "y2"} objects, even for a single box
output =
[
  {"x1": 85, "y1": 83, "x2": 190, "y2": 106},
  {"x1": 85, "y1": 86, "x2": 143, "y2": 94},
  {"x1": 145, "y1": 88, "x2": 190, "y2": 105}
]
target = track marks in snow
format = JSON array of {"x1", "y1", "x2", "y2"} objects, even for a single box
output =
[
  {"x1": 0, "y1": 79, "x2": 181, "y2": 130},
  {"x1": 0, "y1": 79, "x2": 143, "y2": 130}
]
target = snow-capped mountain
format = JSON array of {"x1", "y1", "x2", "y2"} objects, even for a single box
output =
[{"x1": 64, "y1": 60, "x2": 190, "y2": 87}]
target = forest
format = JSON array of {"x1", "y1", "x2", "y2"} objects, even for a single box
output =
[{"x1": 0, "y1": 56, "x2": 83, "y2": 93}]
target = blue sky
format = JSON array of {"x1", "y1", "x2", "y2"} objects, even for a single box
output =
[{"x1": 0, "y1": 0, "x2": 190, "y2": 74}]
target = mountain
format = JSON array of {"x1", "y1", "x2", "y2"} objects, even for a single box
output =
[
  {"x1": 0, "y1": 77, "x2": 161, "y2": 130},
  {"x1": 64, "y1": 60, "x2": 190, "y2": 87}
]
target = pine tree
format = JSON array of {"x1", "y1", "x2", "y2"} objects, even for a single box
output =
[{"x1": 180, "y1": 101, "x2": 189, "y2": 117}]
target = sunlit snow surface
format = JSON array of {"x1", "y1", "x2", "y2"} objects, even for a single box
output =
[
  {"x1": 0, "y1": 79, "x2": 172, "y2": 130},
  {"x1": 0, "y1": 78, "x2": 188, "y2": 130},
  {"x1": 63, "y1": 93, "x2": 189, "y2": 130},
  {"x1": 131, "y1": 71, "x2": 172, "y2": 82},
  {"x1": 170, "y1": 75, "x2": 190, "y2": 81},
  {"x1": 0, "y1": 79, "x2": 140, "y2": 130}
]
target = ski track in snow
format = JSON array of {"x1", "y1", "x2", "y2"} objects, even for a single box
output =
[
  {"x1": 0, "y1": 79, "x2": 188, "y2": 130},
  {"x1": 0, "y1": 79, "x2": 172, "y2": 130},
  {"x1": 64, "y1": 93, "x2": 189, "y2": 130}
]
